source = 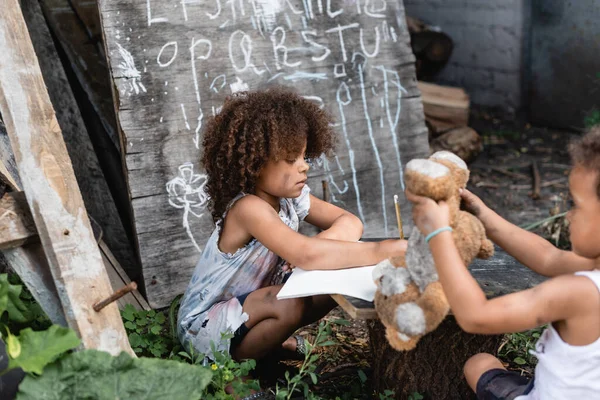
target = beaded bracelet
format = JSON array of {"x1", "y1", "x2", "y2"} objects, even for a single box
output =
[{"x1": 425, "y1": 226, "x2": 453, "y2": 243}]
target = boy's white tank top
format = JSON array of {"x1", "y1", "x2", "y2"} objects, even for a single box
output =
[{"x1": 516, "y1": 270, "x2": 600, "y2": 400}]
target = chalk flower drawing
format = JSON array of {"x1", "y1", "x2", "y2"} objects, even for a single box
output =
[
  {"x1": 166, "y1": 162, "x2": 209, "y2": 252},
  {"x1": 116, "y1": 43, "x2": 147, "y2": 94}
]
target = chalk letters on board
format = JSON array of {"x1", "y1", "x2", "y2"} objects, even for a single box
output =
[{"x1": 98, "y1": 0, "x2": 428, "y2": 307}]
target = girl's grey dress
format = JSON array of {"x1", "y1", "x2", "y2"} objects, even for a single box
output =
[{"x1": 177, "y1": 185, "x2": 311, "y2": 358}]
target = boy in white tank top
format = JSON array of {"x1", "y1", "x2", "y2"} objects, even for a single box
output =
[{"x1": 405, "y1": 126, "x2": 600, "y2": 400}]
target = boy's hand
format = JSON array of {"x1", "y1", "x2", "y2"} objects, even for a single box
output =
[
  {"x1": 460, "y1": 189, "x2": 488, "y2": 218},
  {"x1": 405, "y1": 190, "x2": 450, "y2": 236}
]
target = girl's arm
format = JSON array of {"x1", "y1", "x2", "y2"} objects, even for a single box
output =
[
  {"x1": 229, "y1": 195, "x2": 406, "y2": 270},
  {"x1": 407, "y1": 191, "x2": 597, "y2": 335},
  {"x1": 461, "y1": 189, "x2": 595, "y2": 277},
  {"x1": 304, "y1": 194, "x2": 363, "y2": 241}
]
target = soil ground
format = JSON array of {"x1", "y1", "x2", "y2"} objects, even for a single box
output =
[{"x1": 255, "y1": 107, "x2": 579, "y2": 398}]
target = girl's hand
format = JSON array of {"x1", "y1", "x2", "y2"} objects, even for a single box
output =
[
  {"x1": 378, "y1": 238, "x2": 408, "y2": 259},
  {"x1": 405, "y1": 190, "x2": 450, "y2": 236},
  {"x1": 460, "y1": 188, "x2": 488, "y2": 218}
]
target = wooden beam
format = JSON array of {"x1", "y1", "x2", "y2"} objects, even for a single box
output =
[
  {"x1": 0, "y1": 189, "x2": 149, "y2": 311},
  {"x1": 0, "y1": 191, "x2": 37, "y2": 250},
  {"x1": 2, "y1": 244, "x2": 67, "y2": 326},
  {"x1": 0, "y1": 0, "x2": 132, "y2": 355},
  {"x1": 21, "y1": 0, "x2": 139, "y2": 283},
  {"x1": 39, "y1": 0, "x2": 119, "y2": 150}
]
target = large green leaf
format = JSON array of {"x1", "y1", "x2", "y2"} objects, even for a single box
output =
[
  {"x1": 0, "y1": 273, "x2": 31, "y2": 323},
  {"x1": 17, "y1": 349, "x2": 213, "y2": 400},
  {"x1": 7, "y1": 325, "x2": 80, "y2": 374}
]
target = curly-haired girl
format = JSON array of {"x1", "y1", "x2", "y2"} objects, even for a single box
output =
[{"x1": 177, "y1": 87, "x2": 407, "y2": 364}]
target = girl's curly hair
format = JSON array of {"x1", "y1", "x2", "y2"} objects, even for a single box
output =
[{"x1": 202, "y1": 87, "x2": 336, "y2": 222}]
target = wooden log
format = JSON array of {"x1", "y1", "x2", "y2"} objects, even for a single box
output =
[
  {"x1": 418, "y1": 81, "x2": 470, "y2": 136},
  {"x1": 0, "y1": 0, "x2": 132, "y2": 355},
  {"x1": 21, "y1": 0, "x2": 139, "y2": 281},
  {"x1": 430, "y1": 126, "x2": 483, "y2": 163},
  {"x1": 368, "y1": 317, "x2": 501, "y2": 399},
  {"x1": 407, "y1": 17, "x2": 454, "y2": 80}
]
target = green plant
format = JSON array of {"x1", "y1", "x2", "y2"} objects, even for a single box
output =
[
  {"x1": 121, "y1": 304, "x2": 175, "y2": 357},
  {"x1": 0, "y1": 274, "x2": 80, "y2": 376},
  {"x1": 408, "y1": 392, "x2": 423, "y2": 400},
  {"x1": 17, "y1": 349, "x2": 212, "y2": 400},
  {"x1": 498, "y1": 327, "x2": 544, "y2": 368},
  {"x1": 378, "y1": 389, "x2": 396, "y2": 399},
  {"x1": 584, "y1": 108, "x2": 600, "y2": 129},
  {"x1": 275, "y1": 319, "x2": 346, "y2": 400},
  {"x1": 197, "y1": 335, "x2": 261, "y2": 399}
]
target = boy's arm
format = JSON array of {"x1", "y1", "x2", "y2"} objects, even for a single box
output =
[
  {"x1": 304, "y1": 194, "x2": 363, "y2": 241},
  {"x1": 429, "y1": 232, "x2": 597, "y2": 334},
  {"x1": 231, "y1": 195, "x2": 405, "y2": 270},
  {"x1": 462, "y1": 189, "x2": 596, "y2": 276}
]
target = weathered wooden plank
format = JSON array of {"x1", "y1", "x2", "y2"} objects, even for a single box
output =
[
  {"x1": 2, "y1": 243, "x2": 68, "y2": 326},
  {"x1": 0, "y1": 188, "x2": 149, "y2": 311},
  {"x1": 99, "y1": 240, "x2": 150, "y2": 311},
  {"x1": 69, "y1": 0, "x2": 103, "y2": 44},
  {"x1": 20, "y1": 0, "x2": 139, "y2": 281},
  {"x1": 0, "y1": 0, "x2": 132, "y2": 355},
  {"x1": 0, "y1": 121, "x2": 22, "y2": 190},
  {"x1": 98, "y1": 0, "x2": 429, "y2": 308},
  {"x1": 0, "y1": 192, "x2": 37, "y2": 250},
  {"x1": 38, "y1": 0, "x2": 120, "y2": 150},
  {"x1": 0, "y1": 120, "x2": 66, "y2": 325}
]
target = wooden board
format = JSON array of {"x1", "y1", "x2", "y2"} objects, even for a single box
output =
[
  {"x1": 0, "y1": 192, "x2": 38, "y2": 250},
  {"x1": 0, "y1": 0, "x2": 132, "y2": 355},
  {"x1": 418, "y1": 81, "x2": 469, "y2": 134},
  {"x1": 333, "y1": 245, "x2": 546, "y2": 319},
  {"x1": 0, "y1": 189, "x2": 149, "y2": 312},
  {"x1": 0, "y1": 121, "x2": 21, "y2": 190},
  {"x1": 21, "y1": 0, "x2": 139, "y2": 282},
  {"x1": 97, "y1": 0, "x2": 430, "y2": 308},
  {"x1": 39, "y1": 0, "x2": 120, "y2": 151}
]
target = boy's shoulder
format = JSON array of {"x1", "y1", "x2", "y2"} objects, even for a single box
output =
[{"x1": 539, "y1": 271, "x2": 600, "y2": 314}]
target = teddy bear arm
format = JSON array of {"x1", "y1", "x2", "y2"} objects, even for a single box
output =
[{"x1": 478, "y1": 238, "x2": 495, "y2": 259}]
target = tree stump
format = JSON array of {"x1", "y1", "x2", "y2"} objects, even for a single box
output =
[{"x1": 368, "y1": 316, "x2": 502, "y2": 399}]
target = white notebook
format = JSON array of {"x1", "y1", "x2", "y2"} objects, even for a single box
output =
[{"x1": 276, "y1": 265, "x2": 377, "y2": 302}]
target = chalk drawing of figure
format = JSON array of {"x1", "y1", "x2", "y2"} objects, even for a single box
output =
[
  {"x1": 166, "y1": 162, "x2": 209, "y2": 252},
  {"x1": 116, "y1": 43, "x2": 147, "y2": 95}
]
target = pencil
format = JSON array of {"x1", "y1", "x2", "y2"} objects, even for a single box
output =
[{"x1": 394, "y1": 194, "x2": 404, "y2": 239}]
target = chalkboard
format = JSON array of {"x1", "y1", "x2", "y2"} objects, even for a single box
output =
[{"x1": 98, "y1": 0, "x2": 429, "y2": 308}]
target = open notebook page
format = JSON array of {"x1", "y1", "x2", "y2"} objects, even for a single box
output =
[{"x1": 276, "y1": 265, "x2": 377, "y2": 302}]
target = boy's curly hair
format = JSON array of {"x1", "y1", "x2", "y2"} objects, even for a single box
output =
[
  {"x1": 202, "y1": 87, "x2": 336, "y2": 222},
  {"x1": 569, "y1": 125, "x2": 600, "y2": 199}
]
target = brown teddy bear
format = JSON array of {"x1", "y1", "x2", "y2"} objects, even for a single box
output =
[{"x1": 372, "y1": 151, "x2": 494, "y2": 351}]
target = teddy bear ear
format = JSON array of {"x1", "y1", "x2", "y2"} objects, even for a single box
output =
[
  {"x1": 429, "y1": 151, "x2": 467, "y2": 171},
  {"x1": 405, "y1": 159, "x2": 452, "y2": 200}
]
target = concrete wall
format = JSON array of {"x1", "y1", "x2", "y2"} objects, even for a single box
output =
[
  {"x1": 529, "y1": 0, "x2": 600, "y2": 129},
  {"x1": 404, "y1": 0, "x2": 529, "y2": 112}
]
